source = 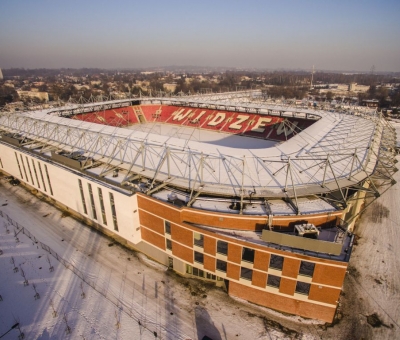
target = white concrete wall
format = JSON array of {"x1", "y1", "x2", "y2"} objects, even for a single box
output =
[{"x1": 0, "y1": 143, "x2": 142, "y2": 244}]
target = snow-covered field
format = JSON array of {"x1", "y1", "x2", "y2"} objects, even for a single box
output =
[
  {"x1": 0, "y1": 205, "x2": 162, "y2": 339},
  {"x1": 0, "y1": 177, "x2": 318, "y2": 340},
  {"x1": 1, "y1": 155, "x2": 400, "y2": 339}
]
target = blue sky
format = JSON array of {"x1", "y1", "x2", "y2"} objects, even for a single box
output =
[{"x1": 1, "y1": 0, "x2": 399, "y2": 71}]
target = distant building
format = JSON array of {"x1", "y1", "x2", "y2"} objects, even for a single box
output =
[
  {"x1": 163, "y1": 83, "x2": 177, "y2": 93},
  {"x1": 362, "y1": 99, "x2": 379, "y2": 108},
  {"x1": 348, "y1": 82, "x2": 357, "y2": 92},
  {"x1": 0, "y1": 68, "x2": 3, "y2": 80},
  {"x1": 17, "y1": 90, "x2": 49, "y2": 102}
]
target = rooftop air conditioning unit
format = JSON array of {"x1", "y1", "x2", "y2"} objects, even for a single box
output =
[
  {"x1": 168, "y1": 192, "x2": 178, "y2": 201},
  {"x1": 294, "y1": 223, "x2": 319, "y2": 239}
]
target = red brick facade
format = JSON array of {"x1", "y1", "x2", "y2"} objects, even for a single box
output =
[{"x1": 138, "y1": 194, "x2": 348, "y2": 323}]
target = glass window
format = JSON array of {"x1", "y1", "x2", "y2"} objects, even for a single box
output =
[
  {"x1": 194, "y1": 251, "x2": 204, "y2": 264},
  {"x1": 242, "y1": 247, "x2": 255, "y2": 263},
  {"x1": 240, "y1": 267, "x2": 253, "y2": 281},
  {"x1": 109, "y1": 193, "x2": 118, "y2": 231},
  {"x1": 88, "y1": 183, "x2": 97, "y2": 220},
  {"x1": 166, "y1": 239, "x2": 172, "y2": 251},
  {"x1": 20, "y1": 154, "x2": 28, "y2": 182},
  {"x1": 78, "y1": 179, "x2": 88, "y2": 214},
  {"x1": 267, "y1": 274, "x2": 281, "y2": 288},
  {"x1": 26, "y1": 156, "x2": 34, "y2": 185},
  {"x1": 206, "y1": 273, "x2": 217, "y2": 280},
  {"x1": 14, "y1": 152, "x2": 23, "y2": 178},
  {"x1": 269, "y1": 254, "x2": 284, "y2": 270},
  {"x1": 217, "y1": 240, "x2": 228, "y2": 255},
  {"x1": 38, "y1": 162, "x2": 47, "y2": 192},
  {"x1": 31, "y1": 159, "x2": 40, "y2": 189},
  {"x1": 44, "y1": 164, "x2": 53, "y2": 196},
  {"x1": 98, "y1": 188, "x2": 107, "y2": 225},
  {"x1": 295, "y1": 281, "x2": 311, "y2": 295},
  {"x1": 299, "y1": 261, "x2": 315, "y2": 277},
  {"x1": 216, "y1": 259, "x2": 227, "y2": 272},
  {"x1": 165, "y1": 221, "x2": 171, "y2": 234},
  {"x1": 193, "y1": 232, "x2": 204, "y2": 247}
]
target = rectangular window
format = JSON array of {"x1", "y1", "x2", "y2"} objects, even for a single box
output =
[
  {"x1": 14, "y1": 152, "x2": 23, "y2": 178},
  {"x1": 295, "y1": 281, "x2": 311, "y2": 295},
  {"x1": 194, "y1": 251, "x2": 204, "y2": 264},
  {"x1": 269, "y1": 254, "x2": 284, "y2": 271},
  {"x1": 44, "y1": 165, "x2": 53, "y2": 195},
  {"x1": 38, "y1": 162, "x2": 47, "y2": 192},
  {"x1": 240, "y1": 267, "x2": 253, "y2": 281},
  {"x1": 31, "y1": 160, "x2": 40, "y2": 189},
  {"x1": 165, "y1": 221, "x2": 171, "y2": 234},
  {"x1": 98, "y1": 188, "x2": 107, "y2": 225},
  {"x1": 267, "y1": 274, "x2": 281, "y2": 288},
  {"x1": 187, "y1": 265, "x2": 216, "y2": 281},
  {"x1": 299, "y1": 261, "x2": 315, "y2": 277},
  {"x1": 216, "y1": 259, "x2": 227, "y2": 272},
  {"x1": 20, "y1": 154, "x2": 28, "y2": 182},
  {"x1": 88, "y1": 183, "x2": 97, "y2": 220},
  {"x1": 25, "y1": 157, "x2": 34, "y2": 185},
  {"x1": 193, "y1": 232, "x2": 204, "y2": 247},
  {"x1": 78, "y1": 179, "x2": 88, "y2": 214},
  {"x1": 217, "y1": 240, "x2": 228, "y2": 255},
  {"x1": 109, "y1": 192, "x2": 119, "y2": 231},
  {"x1": 166, "y1": 239, "x2": 172, "y2": 251},
  {"x1": 242, "y1": 247, "x2": 255, "y2": 263},
  {"x1": 193, "y1": 268, "x2": 205, "y2": 278},
  {"x1": 206, "y1": 272, "x2": 217, "y2": 281}
]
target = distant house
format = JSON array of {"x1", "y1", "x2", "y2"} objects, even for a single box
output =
[
  {"x1": 163, "y1": 83, "x2": 177, "y2": 93},
  {"x1": 362, "y1": 99, "x2": 379, "y2": 108},
  {"x1": 17, "y1": 90, "x2": 49, "y2": 102}
]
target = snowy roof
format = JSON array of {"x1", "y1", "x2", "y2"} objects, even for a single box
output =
[{"x1": 0, "y1": 95, "x2": 389, "y2": 201}]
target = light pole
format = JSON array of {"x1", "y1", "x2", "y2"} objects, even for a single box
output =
[{"x1": 0, "y1": 322, "x2": 23, "y2": 339}]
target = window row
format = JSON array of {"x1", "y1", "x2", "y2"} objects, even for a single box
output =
[
  {"x1": 185, "y1": 265, "x2": 223, "y2": 281},
  {"x1": 189, "y1": 229, "x2": 315, "y2": 277},
  {"x1": 78, "y1": 179, "x2": 119, "y2": 231},
  {"x1": 189, "y1": 249, "x2": 311, "y2": 296},
  {"x1": 14, "y1": 152, "x2": 53, "y2": 196},
  {"x1": 267, "y1": 275, "x2": 311, "y2": 295}
]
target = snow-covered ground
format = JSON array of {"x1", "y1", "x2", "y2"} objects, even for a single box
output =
[
  {"x1": 0, "y1": 177, "x2": 318, "y2": 340},
  {"x1": 1, "y1": 156, "x2": 400, "y2": 339}
]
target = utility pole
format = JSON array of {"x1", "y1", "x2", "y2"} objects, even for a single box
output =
[{"x1": 310, "y1": 65, "x2": 315, "y2": 90}]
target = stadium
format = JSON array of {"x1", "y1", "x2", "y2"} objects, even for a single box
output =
[{"x1": 0, "y1": 91, "x2": 397, "y2": 322}]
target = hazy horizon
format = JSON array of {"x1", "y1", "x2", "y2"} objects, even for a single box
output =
[{"x1": 1, "y1": 0, "x2": 400, "y2": 72}]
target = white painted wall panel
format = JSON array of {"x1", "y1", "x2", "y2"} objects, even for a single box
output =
[{"x1": 0, "y1": 143, "x2": 142, "y2": 244}]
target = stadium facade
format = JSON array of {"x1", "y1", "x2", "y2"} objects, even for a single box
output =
[{"x1": 0, "y1": 93, "x2": 397, "y2": 322}]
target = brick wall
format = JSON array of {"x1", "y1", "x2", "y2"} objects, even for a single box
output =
[{"x1": 229, "y1": 281, "x2": 337, "y2": 323}]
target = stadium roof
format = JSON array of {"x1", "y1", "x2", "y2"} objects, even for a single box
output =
[{"x1": 0, "y1": 94, "x2": 396, "y2": 214}]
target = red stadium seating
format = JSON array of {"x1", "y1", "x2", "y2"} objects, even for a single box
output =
[
  {"x1": 72, "y1": 105, "x2": 314, "y2": 141},
  {"x1": 73, "y1": 106, "x2": 139, "y2": 127}
]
